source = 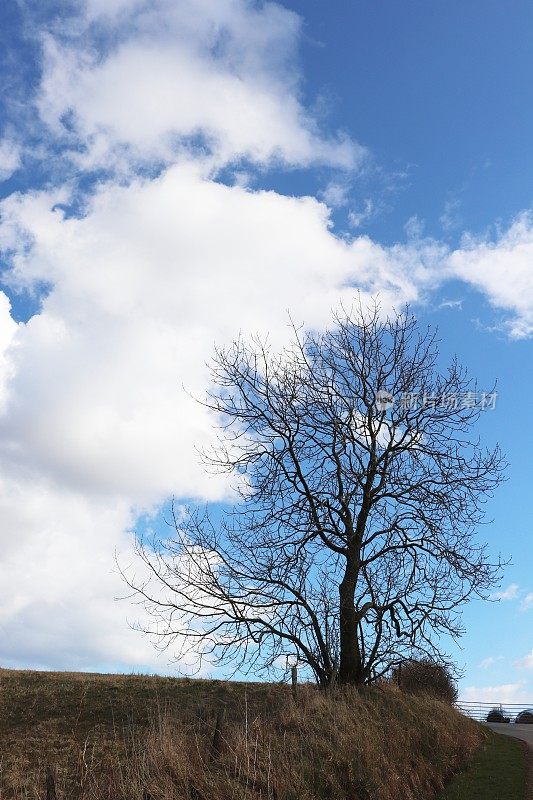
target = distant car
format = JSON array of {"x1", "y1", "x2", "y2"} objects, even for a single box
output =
[
  {"x1": 515, "y1": 709, "x2": 533, "y2": 724},
  {"x1": 486, "y1": 708, "x2": 510, "y2": 723}
]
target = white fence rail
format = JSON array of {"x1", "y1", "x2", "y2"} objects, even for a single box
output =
[{"x1": 458, "y1": 701, "x2": 533, "y2": 723}]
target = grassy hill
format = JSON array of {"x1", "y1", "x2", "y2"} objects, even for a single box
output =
[{"x1": 0, "y1": 667, "x2": 486, "y2": 800}]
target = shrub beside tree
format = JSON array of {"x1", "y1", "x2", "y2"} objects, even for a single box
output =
[{"x1": 393, "y1": 658, "x2": 458, "y2": 704}]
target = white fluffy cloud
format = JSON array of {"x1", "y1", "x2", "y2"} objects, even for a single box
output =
[
  {"x1": 521, "y1": 593, "x2": 533, "y2": 611},
  {"x1": 0, "y1": 475, "x2": 152, "y2": 670},
  {"x1": 0, "y1": 293, "x2": 18, "y2": 410},
  {"x1": 478, "y1": 656, "x2": 504, "y2": 669},
  {"x1": 460, "y1": 682, "x2": 531, "y2": 703},
  {"x1": 0, "y1": 163, "x2": 441, "y2": 505},
  {"x1": 490, "y1": 583, "x2": 520, "y2": 601},
  {"x1": 37, "y1": 0, "x2": 363, "y2": 172},
  {"x1": 515, "y1": 651, "x2": 533, "y2": 669},
  {"x1": 449, "y1": 214, "x2": 533, "y2": 338}
]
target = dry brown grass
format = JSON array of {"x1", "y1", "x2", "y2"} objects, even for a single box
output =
[{"x1": 0, "y1": 667, "x2": 486, "y2": 799}]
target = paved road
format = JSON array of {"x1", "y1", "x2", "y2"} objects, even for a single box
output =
[{"x1": 486, "y1": 722, "x2": 533, "y2": 746}]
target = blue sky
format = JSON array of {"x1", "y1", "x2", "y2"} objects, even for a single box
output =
[{"x1": 0, "y1": 0, "x2": 531, "y2": 701}]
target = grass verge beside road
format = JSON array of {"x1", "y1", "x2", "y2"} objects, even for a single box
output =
[
  {"x1": 438, "y1": 731, "x2": 527, "y2": 800},
  {"x1": 0, "y1": 667, "x2": 486, "y2": 799}
]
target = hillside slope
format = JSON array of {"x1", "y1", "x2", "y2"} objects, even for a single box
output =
[{"x1": 0, "y1": 668, "x2": 485, "y2": 799}]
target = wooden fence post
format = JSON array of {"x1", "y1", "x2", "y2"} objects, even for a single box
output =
[
  {"x1": 291, "y1": 664, "x2": 298, "y2": 699},
  {"x1": 211, "y1": 705, "x2": 226, "y2": 760},
  {"x1": 45, "y1": 766, "x2": 57, "y2": 800}
]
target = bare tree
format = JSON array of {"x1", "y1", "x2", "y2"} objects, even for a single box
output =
[{"x1": 125, "y1": 303, "x2": 506, "y2": 686}]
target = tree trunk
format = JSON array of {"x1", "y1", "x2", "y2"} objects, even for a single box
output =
[{"x1": 338, "y1": 562, "x2": 364, "y2": 684}]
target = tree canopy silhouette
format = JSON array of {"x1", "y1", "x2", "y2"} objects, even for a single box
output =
[{"x1": 126, "y1": 303, "x2": 506, "y2": 686}]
